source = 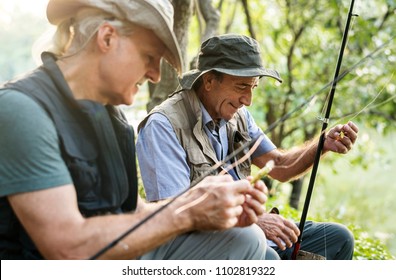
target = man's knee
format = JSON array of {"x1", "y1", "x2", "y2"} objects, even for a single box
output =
[
  {"x1": 229, "y1": 225, "x2": 267, "y2": 259},
  {"x1": 319, "y1": 222, "x2": 355, "y2": 260},
  {"x1": 335, "y1": 224, "x2": 354, "y2": 259},
  {"x1": 265, "y1": 246, "x2": 281, "y2": 260}
]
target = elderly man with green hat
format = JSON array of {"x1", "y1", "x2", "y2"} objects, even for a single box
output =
[{"x1": 137, "y1": 34, "x2": 359, "y2": 260}]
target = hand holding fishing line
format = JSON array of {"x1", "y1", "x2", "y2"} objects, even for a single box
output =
[
  {"x1": 176, "y1": 161, "x2": 275, "y2": 227},
  {"x1": 235, "y1": 160, "x2": 275, "y2": 227},
  {"x1": 324, "y1": 121, "x2": 359, "y2": 154}
]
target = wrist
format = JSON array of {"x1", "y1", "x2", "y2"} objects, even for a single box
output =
[{"x1": 169, "y1": 198, "x2": 196, "y2": 233}]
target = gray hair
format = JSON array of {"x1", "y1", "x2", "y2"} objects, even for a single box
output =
[{"x1": 50, "y1": 7, "x2": 135, "y2": 58}]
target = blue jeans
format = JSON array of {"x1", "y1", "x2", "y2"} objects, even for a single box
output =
[{"x1": 270, "y1": 221, "x2": 354, "y2": 260}]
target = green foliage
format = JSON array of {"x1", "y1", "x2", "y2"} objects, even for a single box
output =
[
  {"x1": 210, "y1": 0, "x2": 396, "y2": 146},
  {"x1": 352, "y1": 225, "x2": 395, "y2": 260},
  {"x1": 1, "y1": 0, "x2": 394, "y2": 261},
  {"x1": 267, "y1": 196, "x2": 395, "y2": 260}
]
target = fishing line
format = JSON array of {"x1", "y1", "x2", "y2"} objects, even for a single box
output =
[
  {"x1": 89, "y1": 134, "x2": 265, "y2": 259},
  {"x1": 265, "y1": 36, "x2": 395, "y2": 134}
]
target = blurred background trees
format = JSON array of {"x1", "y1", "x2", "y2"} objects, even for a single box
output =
[
  {"x1": 150, "y1": 0, "x2": 396, "y2": 210},
  {"x1": 1, "y1": 0, "x2": 395, "y2": 258}
]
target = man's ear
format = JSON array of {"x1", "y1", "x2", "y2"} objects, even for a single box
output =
[
  {"x1": 96, "y1": 23, "x2": 116, "y2": 52},
  {"x1": 202, "y1": 72, "x2": 216, "y2": 91}
]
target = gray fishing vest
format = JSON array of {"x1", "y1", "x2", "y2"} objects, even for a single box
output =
[{"x1": 139, "y1": 89, "x2": 252, "y2": 185}]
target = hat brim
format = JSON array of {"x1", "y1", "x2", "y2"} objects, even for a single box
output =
[
  {"x1": 135, "y1": 0, "x2": 182, "y2": 75},
  {"x1": 47, "y1": 0, "x2": 92, "y2": 25},
  {"x1": 180, "y1": 67, "x2": 282, "y2": 90}
]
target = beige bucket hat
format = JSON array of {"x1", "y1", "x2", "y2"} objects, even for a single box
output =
[{"x1": 46, "y1": 0, "x2": 183, "y2": 75}]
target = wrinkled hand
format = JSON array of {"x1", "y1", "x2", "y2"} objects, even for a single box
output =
[
  {"x1": 256, "y1": 213, "x2": 300, "y2": 251},
  {"x1": 184, "y1": 175, "x2": 262, "y2": 231},
  {"x1": 236, "y1": 177, "x2": 268, "y2": 227},
  {"x1": 324, "y1": 121, "x2": 359, "y2": 154}
]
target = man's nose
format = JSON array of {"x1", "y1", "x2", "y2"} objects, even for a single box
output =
[{"x1": 240, "y1": 91, "x2": 252, "y2": 106}]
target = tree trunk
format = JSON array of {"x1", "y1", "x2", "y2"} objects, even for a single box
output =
[
  {"x1": 146, "y1": 0, "x2": 193, "y2": 112},
  {"x1": 146, "y1": 0, "x2": 220, "y2": 112},
  {"x1": 196, "y1": 0, "x2": 220, "y2": 42},
  {"x1": 289, "y1": 177, "x2": 305, "y2": 209}
]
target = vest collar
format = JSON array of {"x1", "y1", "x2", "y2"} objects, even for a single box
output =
[{"x1": 41, "y1": 52, "x2": 77, "y2": 104}]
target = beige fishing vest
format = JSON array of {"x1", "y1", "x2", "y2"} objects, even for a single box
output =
[{"x1": 138, "y1": 89, "x2": 252, "y2": 185}]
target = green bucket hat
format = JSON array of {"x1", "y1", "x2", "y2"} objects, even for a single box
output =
[{"x1": 180, "y1": 34, "x2": 282, "y2": 90}]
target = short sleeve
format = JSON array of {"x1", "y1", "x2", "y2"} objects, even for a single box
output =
[
  {"x1": 243, "y1": 108, "x2": 277, "y2": 158},
  {"x1": 0, "y1": 90, "x2": 72, "y2": 196},
  {"x1": 136, "y1": 113, "x2": 190, "y2": 201}
]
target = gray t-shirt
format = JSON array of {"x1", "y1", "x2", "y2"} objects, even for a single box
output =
[{"x1": 0, "y1": 89, "x2": 72, "y2": 196}]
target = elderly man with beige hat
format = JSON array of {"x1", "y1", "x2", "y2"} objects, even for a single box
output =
[{"x1": 0, "y1": 0, "x2": 269, "y2": 260}]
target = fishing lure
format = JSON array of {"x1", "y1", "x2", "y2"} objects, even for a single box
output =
[
  {"x1": 336, "y1": 130, "x2": 346, "y2": 141},
  {"x1": 250, "y1": 160, "x2": 275, "y2": 185}
]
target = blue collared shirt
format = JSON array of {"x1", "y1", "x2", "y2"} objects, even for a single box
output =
[
  {"x1": 136, "y1": 106, "x2": 276, "y2": 201},
  {"x1": 201, "y1": 104, "x2": 227, "y2": 161}
]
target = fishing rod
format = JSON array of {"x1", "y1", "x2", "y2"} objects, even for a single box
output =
[{"x1": 291, "y1": 0, "x2": 358, "y2": 260}]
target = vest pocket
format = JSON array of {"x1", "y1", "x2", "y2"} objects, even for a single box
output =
[
  {"x1": 187, "y1": 147, "x2": 218, "y2": 184},
  {"x1": 66, "y1": 158, "x2": 99, "y2": 201},
  {"x1": 59, "y1": 121, "x2": 100, "y2": 205},
  {"x1": 229, "y1": 130, "x2": 252, "y2": 178}
]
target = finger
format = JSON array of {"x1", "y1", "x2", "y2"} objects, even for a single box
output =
[
  {"x1": 331, "y1": 122, "x2": 358, "y2": 144},
  {"x1": 284, "y1": 220, "x2": 301, "y2": 237},
  {"x1": 228, "y1": 179, "x2": 254, "y2": 196},
  {"x1": 343, "y1": 136, "x2": 354, "y2": 150},
  {"x1": 328, "y1": 130, "x2": 345, "y2": 143},
  {"x1": 332, "y1": 141, "x2": 348, "y2": 154},
  {"x1": 252, "y1": 179, "x2": 268, "y2": 194},
  {"x1": 333, "y1": 130, "x2": 348, "y2": 142},
  {"x1": 241, "y1": 204, "x2": 259, "y2": 224},
  {"x1": 277, "y1": 234, "x2": 291, "y2": 250},
  {"x1": 329, "y1": 124, "x2": 343, "y2": 138},
  {"x1": 222, "y1": 217, "x2": 239, "y2": 229},
  {"x1": 224, "y1": 205, "x2": 244, "y2": 221},
  {"x1": 270, "y1": 223, "x2": 296, "y2": 249},
  {"x1": 281, "y1": 234, "x2": 293, "y2": 249},
  {"x1": 269, "y1": 237, "x2": 286, "y2": 251},
  {"x1": 277, "y1": 228, "x2": 299, "y2": 249},
  {"x1": 231, "y1": 193, "x2": 246, "y2": 207},
  {"x1": 347, "y1": 121, "x2": 359, "y2": 133},
  {"x1": 234, "y1": 205, "x2": 244, "y2": 217},
  {"x1": 245, "y1": 188, "x2": 268, "y2": 205},
  {"x1": 338, "y1": 135, "x2": 354, "y2": 152},
  {"x1": 284, "y1": 226, "x2": 299, "y2": 244},
  {"x1": 342, "y1": 125, "x2": 358, "y2": 143},
  {"x1": 213, "y1": 187, "x2": 246, "y2": 208},
  {"x1": 244, "y1": 196, "x2": 266, "y2": 216}
]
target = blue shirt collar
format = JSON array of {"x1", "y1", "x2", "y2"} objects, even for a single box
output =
[{"x1": 200, "y1": 102, "x2": 226, "y2": 131}]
